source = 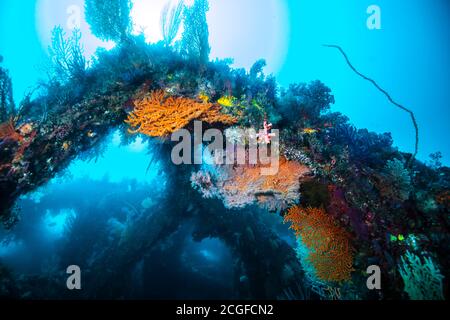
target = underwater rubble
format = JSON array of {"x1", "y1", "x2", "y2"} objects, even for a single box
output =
[{"x1": 0, "y1": 0, "x2": 449, "y2": 300}]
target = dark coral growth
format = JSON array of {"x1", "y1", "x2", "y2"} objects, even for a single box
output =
[{"x1": 0, "y1": 56, "x2": 15, "y2": 123}]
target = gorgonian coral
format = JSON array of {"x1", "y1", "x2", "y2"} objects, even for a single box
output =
[
  {"x1": 398, "y1": 251, "x2": 444, "y2": 300},
  {"x1": 380, "y1": 159, "x2": 412, "y2": 201},
  {"x1": 327, "y1": 124, "x2": 394, "y2": 168},
  {"x1": 220, "y1": 156, "x2": 312, "y2": 211},
  {"x1": 284, "y1": 206, "x2": 354, "y2": 283},
  {"x1": 48, "y1": 26, "x2": 86, "y2": 82},
  {"x1": 125, "y1": 90, "x2": 237, "y2": 137},
  {"x1": 0, "y1": 57, "x2": 15, "y2": 123},
  {"x1": 85, "y1": 0, "x2": 133, "y2": 42},
  {"x1": 190, "y1": 156, "x2": 312, "y2": 211},
  {"x1": 180, "y1": 0, "x2": 210, "y2": 63},
  {"x1": 0, "y1": 118, "x2": 36, "y2": 165},
  {"x1": 0, "y1": 118, "x2": 21, "y2": 143},
  {"x1": 160, "y1": 0, "x2": 184, "y2": 47},
  {"x1": 278, "y1": 80, "x2": 335, "y2": 126}
]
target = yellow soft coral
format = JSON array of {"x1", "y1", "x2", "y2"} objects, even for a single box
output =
[
  {"x1": 217, "y1": 95, "x2": 236, "y2": 108},
  {"x1": 125, "y1": 90, "x2": 237, "y2": 137},
  {"x1": 284, "y1": 206, "x2": 354, "y2": 283}
]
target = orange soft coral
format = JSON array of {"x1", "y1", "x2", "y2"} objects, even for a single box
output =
[
  {"x1": 224, "y1": 157, "x2": 309, "y2": 194},
  {"x1": 284, "y1": 206, "x2": 354, "y2": 282},
  {"x1": 125, "y1": 90, "x2": 237, "y2": 137},
  {"x1": 220, "y1": 156, "x2": 312, "y2": 211}
]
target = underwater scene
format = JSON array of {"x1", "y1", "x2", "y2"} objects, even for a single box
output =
[{"x1": 0, "y1": 0, "x2": 449, "y2": 303}]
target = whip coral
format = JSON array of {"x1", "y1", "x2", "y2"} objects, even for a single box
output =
[
  {"x1": 284, "y1": 206, "x2": 354, "y2": 283},
  {"x1": 125, "y1": 90, "x2": 237, "y2": 137},
  {"x1": 324, "y1": 44, "x2": 419, "y2": 165}
]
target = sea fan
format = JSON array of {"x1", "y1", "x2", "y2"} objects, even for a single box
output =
[
  {"x1": 284, "y1": 206, "x2": 354, "y2": 283},
  {"x1": 380, "y1": 159, "x2": 412, "y2": 201}
]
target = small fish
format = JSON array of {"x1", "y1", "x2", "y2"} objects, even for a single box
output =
[
  {"x1": 87, "y1": 131, "x2": 97, "y2": 138},
  {"x1": 218, "y1": 96, "x2": 235, "y2": 108},
  {"x1": 389, "y1": 234, "x2": 405, "y2": 242},
  {"x1": 62, "y1": 141, "x2": 70, "y2": 151}
]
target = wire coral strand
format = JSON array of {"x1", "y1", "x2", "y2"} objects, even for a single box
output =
[{"x1": 323, "y1": 44, "x2": 419, "y2": 166}]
